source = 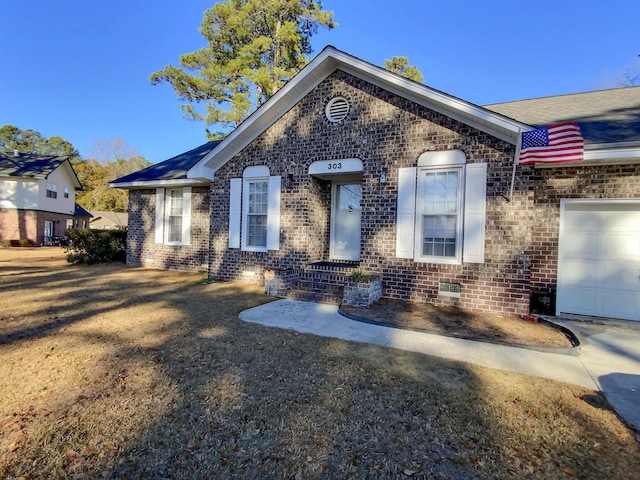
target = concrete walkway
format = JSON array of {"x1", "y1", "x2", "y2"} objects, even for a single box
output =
[
  {"x1": 239, "y1": 299, "x2": 640, "y2": 432},
  {"x1": 548, "y1": 316, "x2": 640, "y2": 433}
]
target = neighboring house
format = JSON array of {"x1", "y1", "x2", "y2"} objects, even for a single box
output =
[
  {"x1": 111, "y1": 46, "x2": 640, "y2": 321},
  {"x1": 73, "y1": 203, "x2": 92, "y2": 230},
  {"x1": 0, "y1": 151, "x2": 83, "y2": 245},
  {"x1": 89, "y1": 210, "x2": 128, "y2": 230}
]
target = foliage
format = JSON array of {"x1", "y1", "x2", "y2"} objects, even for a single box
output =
[
  {"x1": 0, "y1": 125, "x2": 147, "y2": 213},
  {"x1": 150, "y1": 0, "x2": 336, "y2": 139},
  {"x1": 75, "y1": 138, "x2": 151, "y2": 212},
  {"x1": 63, "y1": 228, "x2": 127, "y2": 264},
  {"x1": 383, "y1": 56, "x2": 424, "y2": 82},
  {"x1": 349, "y1": 268, "x2": 370, "y2": 281},
  {"x1": 0, "y1": 239, "x2": 34, "y2": 248},
  {"x1": 0, "y1": 124, "x2": 79, "y2": 157}
]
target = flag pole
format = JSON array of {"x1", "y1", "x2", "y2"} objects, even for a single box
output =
[{"x1": 509, "y1": 128, "x2": 522, "y2": 201}]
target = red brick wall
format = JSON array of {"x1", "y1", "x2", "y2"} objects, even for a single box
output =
[
  {"x1": 0, "y1": 209, "x2": 72, "y2": 245},
  {"x1": 208, "y1": 71, "x2": 536, "y2": 315},
  {"x1": 126, "y1": 187, "x2": 210, "y2": 272}
]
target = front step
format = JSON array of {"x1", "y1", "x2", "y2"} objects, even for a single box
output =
[
  {"x1": 286, "y1": 287, "x2": 344, "y2": 304},
  {"x1": 267, "y1": 261, "x2": 381, "y2": 307},
  {"x1": 281, "y1": 261, "x2": 361, "y2": 305}
]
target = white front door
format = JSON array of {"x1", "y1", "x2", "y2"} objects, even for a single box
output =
[
  {"x1": 557, "y1": 200, "x2": 640, "y2": 321},
  {"x1": 330, "y1": 182, "x2": 362, "y2": 261}
]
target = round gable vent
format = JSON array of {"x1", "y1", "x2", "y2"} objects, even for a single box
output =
[{"x1": 325, "y1": 96, "x2": 350, "y2": 123}]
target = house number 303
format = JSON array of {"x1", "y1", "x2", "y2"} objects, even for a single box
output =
[{"x1": 327, "y1": 162, "x2": 342, "y2": 170}]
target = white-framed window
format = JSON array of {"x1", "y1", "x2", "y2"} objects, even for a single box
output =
[
  {"x1": 245, "y1": 179, "x2": 268, "y2": 249},
  {"x1": 416, "y1": 167, "x2": 463, "y2": 263},
  {"x1": 229, "y1": 166, "x2": 281, "y2": 252},
  {"x1": 166, "y1": 189, "x2": 184, "y2": 243},
  {"x1": 63, "y1": 187, "x2": 69, "y2": 198},
  {"x1": 46, "y1": 182, "x2": 57, "y2": 198},
  {"x1": 154, "y1": 187, "x2": 192, "y2": 246},
  {"x1": 396, "y1": 150, "x2": 486, "y2": 264}
]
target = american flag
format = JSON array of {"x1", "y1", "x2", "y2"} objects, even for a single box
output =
[{"x1": 518, "y1": 122, "x2": 584, "y2": 165}]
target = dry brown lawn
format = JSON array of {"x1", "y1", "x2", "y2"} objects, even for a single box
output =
[{"x1": 1, "y1": 248, "x2": 639, "y2": 479}]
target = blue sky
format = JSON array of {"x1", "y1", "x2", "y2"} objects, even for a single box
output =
[{"x1": 2, "y1": 1, "x2": 638, "y2": 164}]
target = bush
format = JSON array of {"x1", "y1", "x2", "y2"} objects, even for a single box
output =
[
  {"x1": 1, "y1": 239, "x2": 35, "y2": 248},
  {"x1": 63, "y1": 229, "x2": 127, "y2": 264}
]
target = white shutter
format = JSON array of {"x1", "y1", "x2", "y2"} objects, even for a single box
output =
[
  {"x1": 462, "y1": 163, "x2": 486, "y2": 263},
  {"x1": 267, "y1": 175, "x2": 281, "y2": 251},
  {"x1": 229, "y1": 179, "x2": 241, "y2": 248},
  {"x1": 155, "y1": 188, "x2": 165, "y2": 244},
  {"x1": 181, "y1": 187, "x2": 191, "y2": 246},
  {"x1": 396, "y1": 167, "x2": 417, "y2": 259}
]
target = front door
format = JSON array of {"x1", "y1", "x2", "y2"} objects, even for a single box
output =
[
  {"x1": 44, "y1": 220, "x2": 54, "y2": 246},
  {"x1": 330, "y1": 182, "x2": 362, "y2": 261}
]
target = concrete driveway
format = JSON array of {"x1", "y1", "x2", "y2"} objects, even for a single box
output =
[{"x1": 549, "y1": 316, "x2": 640, "y2": 433}]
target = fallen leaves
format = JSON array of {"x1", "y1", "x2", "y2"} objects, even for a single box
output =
[{"x1": 0, "y1": 251, "x2": 638, "y2": 479}]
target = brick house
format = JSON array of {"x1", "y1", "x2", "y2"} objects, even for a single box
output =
[
  {"x1": 0, "y1": 151, "x2": 84, "y2": 245},
  {"x1": 111, "y1": 46, "x2": 640, "y2": 321},
  {"x1": 109, "y1": 141, "x2": 219, "y2": 271},
  {"x1": 89, "y1": 210, "x2": 129, "y2": 230}
]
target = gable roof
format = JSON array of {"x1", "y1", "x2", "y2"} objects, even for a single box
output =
[
  {"x1": 196, "y1": 46, "x2": 529, "y2": 177},
  {"x1": 109, "y1": 140, "x2": 219, "y2": 188},
  {"x1": 194, "y1": 46, "x2": 640, "y2": 177},
  {"x1": 0, "y1": 152, "x2": 82, "y2": 189},
  {"x1": 485, "y1": 86, "x2": 640, "y2": 146},
  {"x1": 74, "y1": 203, "x2": 93, "y2": 217},
  {"x1": 112, "y1": 47, "x2": 640, "y2": 187}
]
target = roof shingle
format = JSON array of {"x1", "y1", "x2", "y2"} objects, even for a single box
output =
[
  {"x1": 484, "y1": 86, "x2": 640, "y2": 145},
  {"x1": 111, "y1": 141, "x2": 219, "y2": 184},
  {"x1": 0, "y1": 152, "x2": 67, "y2": 178}
]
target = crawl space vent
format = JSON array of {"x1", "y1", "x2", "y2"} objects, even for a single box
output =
[
  {"x1": 439, "y1": 282, "x2": 461, "y2": 298},
  {"x1": 325, "y1": 96, "x2": 350, "y2": 122}
]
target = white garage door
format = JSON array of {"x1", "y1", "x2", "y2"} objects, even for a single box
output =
[{"x1": 557, "y1": 200, "x2": 640, "y2": 321}]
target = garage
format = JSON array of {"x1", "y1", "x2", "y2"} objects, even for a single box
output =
[{"x1": 557, "y1": 200, "x2": 640, "y2": 321}]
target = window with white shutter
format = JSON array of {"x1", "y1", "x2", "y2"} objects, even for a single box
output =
[
  {"x1": 231, "y1": 166, "x2": 281, "y2": 252},
  {"x1": 154, "y1": 187, "x2": 192, "y2": 245},
  {"x1": 395, "y1": 151, "x2": 486, "y2": 264}
]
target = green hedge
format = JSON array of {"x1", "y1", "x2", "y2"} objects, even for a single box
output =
[{"x1": 64, "y1": 229, "x2": 127, "y2": 264}]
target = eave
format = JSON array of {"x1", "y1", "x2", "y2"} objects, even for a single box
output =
[{"x1": 108, "y1": 178, "x2": 210, "y2": 190}]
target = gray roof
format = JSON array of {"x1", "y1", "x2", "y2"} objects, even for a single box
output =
[
  {"x1": 110, "y1": 141, "x2": 219, "y2": 184},
  {"x1": 74, "y1": 204, "x2": 92, "y2": 217},
  {"x1": 89, "y1": 210, "x2": 127, "y2": 225},
  {"x1": 1, "y1": 152, "x2": 65, "y2": 177},
  {"x1": 485, "y1": 86, "x2": 640, "y2": 145},
  {"x1": 0, "y1": 151, "x2": 82, "y2": 189}
]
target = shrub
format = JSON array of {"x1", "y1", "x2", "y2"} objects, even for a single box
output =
[
  {"x1": 64, "y1": 229, "x2": 127, "y2": 264},
  {"x1": 348, "y1": 269, "x2": 370, "y2": 282},
  {"x1": 1, "y1": 239, "x2": 35, "y2": 247}
]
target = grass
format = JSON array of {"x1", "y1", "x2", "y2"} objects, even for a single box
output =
[{"x1": 0, "y1": 248, "x2": 639, "y2": 479}]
